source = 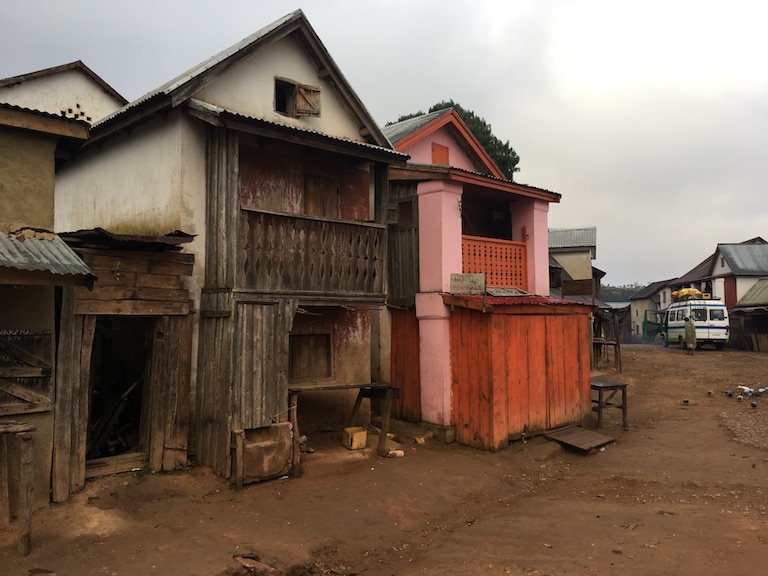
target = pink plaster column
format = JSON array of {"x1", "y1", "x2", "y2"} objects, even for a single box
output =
[
  {"x1": 515, "y1": 199, "x2": 550, "y2": 296},
  {"x1": 418, "y1": 180, "x2": 463, "y2": 292},
  {"x1": 415, "y1": 292, "x2": 452, "y2": 426},
  {"x1": 415, "y1": 180, "x2": 463, "y2": 426}
]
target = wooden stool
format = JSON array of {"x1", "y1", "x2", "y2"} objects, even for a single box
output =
[
  {"x1": 0, "y1": 421, "x2": 35, "y2": 556},
  {"x1": 591, "y1": 381, "x2": 628, "y2": 430}
]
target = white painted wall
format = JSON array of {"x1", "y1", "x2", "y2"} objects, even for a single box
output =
[
  {"x1": 196, "y1": 37, "x2": 364, "y2": 142},
  {"x1": 0, "y1": 69, "x2": 123, "y2": 124},
  {"x1": 55, "y1": 110, "x2": 207, "y2": 293}
]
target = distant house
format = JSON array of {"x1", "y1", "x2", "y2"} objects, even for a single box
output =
[
  {"x1": 383, "y1": 108, "x2": 594, "y2": 449},
  {"x1": 0, "y1": 61, "x2": 127, "y2": 125},
  {"x1": 710, "y1": 241, "x2": 768, "y2": 308},
  {"x1": 47, "y1": 10, "x2": 406, "y2": 496},
  {"x1": 0, "y1": 103, "x2": 92, "y2": 512},
  {"x1": 549, "y1": 227, "x2": 597, "y2": 281},
  {"x1": 628, "y1": 279, "x2": 672, "y2": 343},
  {"x1": 731, "y1": 277, "x2": 768, "y2": 351},
  {"x1": 666, "y1": 237, "x2": 767, "y2": 308}
]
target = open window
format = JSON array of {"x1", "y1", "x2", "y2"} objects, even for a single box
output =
[{"x1": 275, "y1": 77, "x2": 321, "y2": 118}]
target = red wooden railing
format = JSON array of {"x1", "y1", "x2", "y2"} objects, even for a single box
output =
[{"x1": 462, "y1": 235, "x2": 527, "y2": 291}]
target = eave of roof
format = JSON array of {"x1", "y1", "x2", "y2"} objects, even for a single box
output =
[
  {"x1": 0, "y1": 102, "x2": 89, "y2": 140},
  {"x1": 60, "y1": 227, "x2": 195, "y2": 252},
  {"x1": 442, "y1": 292, "x2": 595, "y2": 313},
  {"x1": 389, "y1": 163, "x2": 560, "y2": 203},
  {"x1": 186, "y1": 99, "x2": 408, "y2": 164},
  {"x1": 384, "y1": 109, "x2": 505, "y2": 179}
]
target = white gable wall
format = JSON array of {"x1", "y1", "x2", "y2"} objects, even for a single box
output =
[
  {"x1": 55, "y1": 110, "x2": 207, "y2": 291},
  {"x1": 0, "y1": 69, "x2": 123, "y2": 124},
  {"x1": 196, "y1": 37, "x2": 364, "y2": 142}
]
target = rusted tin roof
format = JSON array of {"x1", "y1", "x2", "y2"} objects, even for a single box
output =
[
  {"x1": 60, "y1": 228, "x2": 194, "y2": 251},
  {"x1": 0, "y1": 229, "x2": 93, "y2": 278}
]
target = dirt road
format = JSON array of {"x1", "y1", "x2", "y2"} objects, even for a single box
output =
[{"x1": 2, "y1": 344, "x2": 768, "y2": 575}]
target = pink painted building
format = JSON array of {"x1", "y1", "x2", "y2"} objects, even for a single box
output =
[{"x1": 385, "y1": 109, "x2": 593, "y2": 445}]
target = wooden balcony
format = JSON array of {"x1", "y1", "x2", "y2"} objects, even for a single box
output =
[
  {"x1": 462, "y1": 235, "x2": 527, "y2": 291},
  {"x1": 239, "y1": 209, "x2": 385, "y2": 299}
]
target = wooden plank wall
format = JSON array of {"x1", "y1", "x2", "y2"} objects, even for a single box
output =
[
  {"x1": 387, "y1": 182, "x2": 419, "y2": 306},
  {"x1": 148, "y1": 315, "x2": 193, "y2": 471},
  {"x1": 450, "y1": 306, "x2": 591, "y2": 450},
  {"x1": 74, "y1": 249, "x2": 193, "y2": 315},
  {"x1": 52, "y1": 288, "x2": 96, "y2": 502},
  {"x1": 389, "y1": 307, "x2": 421, "y2": 422},
  {"x1": 53, "y1": 248, "x2": 195, "y2": 501},
  {"x1": 195, "y1": 308, "x2": 234, "y2": 476}
]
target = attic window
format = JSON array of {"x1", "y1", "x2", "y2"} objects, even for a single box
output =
[
  {"x1": 432, "y1": 142, "x2": 449, "y2": 165},
  {"x1": 275, "y1": 78, "x2": 321, "y2": 118}
]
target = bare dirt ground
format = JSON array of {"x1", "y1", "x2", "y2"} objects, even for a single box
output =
[{"x1": 3, "y1": 343, "x2": 768, "y2": 576}]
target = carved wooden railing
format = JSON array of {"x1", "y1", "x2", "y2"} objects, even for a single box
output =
[
  {"x1": 240, "y1": 209, "x2": 385, "y2": 297},
  {"x1": 462, "y1": 235, "x2": 527, "y2": 290}
]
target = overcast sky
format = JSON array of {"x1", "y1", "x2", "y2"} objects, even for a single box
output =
[{"x1": 2, "y1": 0, "x2": 767, "y2": 286}]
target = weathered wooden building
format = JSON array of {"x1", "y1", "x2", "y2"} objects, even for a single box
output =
[
  {"x1": 383, "y1": 109, "x2": 594, "y2": 449},
  {"x1": 0, "y1": 103, "x2": 91, "y2": 519},
  {"x1": 54, "y1": 11, "x2": 406, "y2": 485}
]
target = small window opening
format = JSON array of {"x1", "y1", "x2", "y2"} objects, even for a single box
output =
[{"x1": 275, "y1": 78, "x2": 321, "y2": 118}]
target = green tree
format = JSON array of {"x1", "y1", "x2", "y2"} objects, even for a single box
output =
[{"x1": 392, "y1": 100, "x2": 520, "y2": 180}]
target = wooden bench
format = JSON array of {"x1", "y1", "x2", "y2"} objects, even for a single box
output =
[
  {"x1": 0, "y1": 421, "x2": 35, "y2": 556},
  {"x1": 288, "y1": 382, "x2": 399, "y2": 478},
  {"x1": 591, "y1": 380, "x2": 628, "y2": 430}
]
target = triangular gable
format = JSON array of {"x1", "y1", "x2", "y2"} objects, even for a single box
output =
[
  {"x1": 383, "y1": 108, "x2": 505, "y2": 179},
  {"x1": 91, "y1": 10, "x2": 391, "y2": 150},
  {"x1": 0, "y1": 61, "x2": 127, "y2": 124},
  {"x1": 0, "y1": 61, "x2": 127, "y2": 105}
]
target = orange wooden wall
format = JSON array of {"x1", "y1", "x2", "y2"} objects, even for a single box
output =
[
  {"x1": 449, "y1": 305, "x2": 591, "y2": 450},
  {"x1": 390, "y1": 307, "x2": 421, "y2": 421}
]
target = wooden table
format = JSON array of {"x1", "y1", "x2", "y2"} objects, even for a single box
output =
[
  {"x1": 288, "y1": 382, "x2": 399, "y2": 478},
  {"x1": 0, "y1": 420, "x2": 35, "y2": 555},
  {"x1": 593, "y1": 338, "x2": 622, "y2": 372},
  {"x1": 590, "y1": 380, "x2": 628, "y2": 430}
]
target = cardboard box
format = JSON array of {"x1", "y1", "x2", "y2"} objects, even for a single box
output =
[{"x1": 342, "y1": 426, "x2": 367, "y2": 450}]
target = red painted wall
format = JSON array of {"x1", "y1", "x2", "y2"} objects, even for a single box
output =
[
  {"x1": 390, "y1": 308, "x2": 421, "y2": 422},
  {"x1": 238, "y1": 146, "x2": 370, "y2": 220},
  {"x1": 449, "y1": 305, "x2": 591, "y2": 450}
]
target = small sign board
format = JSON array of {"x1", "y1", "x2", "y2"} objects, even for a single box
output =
[{"x1": 450, "y1": 273, "x2": 486, "y2": 295}]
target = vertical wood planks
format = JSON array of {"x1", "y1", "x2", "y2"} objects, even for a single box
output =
[
  {"x1": 390, "y1": 308, "x2": 421, "y2": 421},
  {"x1": 447, "y1": 303, "x2": 593, "y2": 450},
  {"x1": 16, "y1": 432, "x2": 33, "y2": 556}
]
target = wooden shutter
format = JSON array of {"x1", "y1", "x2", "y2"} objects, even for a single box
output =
[{"x1": 296, "y1": 84, "x2": 321, "y2": 116}]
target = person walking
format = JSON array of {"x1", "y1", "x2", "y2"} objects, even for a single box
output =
[{"x1": 684, "y1": 316, "x2": 697, "y2": 355}]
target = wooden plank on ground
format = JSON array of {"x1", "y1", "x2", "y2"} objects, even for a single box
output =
[{"x1": 545, "y1": 426, "x2": 614, "y2": 452}]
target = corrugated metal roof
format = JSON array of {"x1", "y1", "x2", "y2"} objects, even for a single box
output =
[
  {"x1": 0, "y1": 230, "x2": 93, "y2": 277},
  {"x1": 381, "y1": 108, "x2": 452, "y2": 145},
  {"x1": 734, "y1": 277, "x2": 768, "y2": 308},
  {"x1": 187, "y1": 99, "x2": 407, "y2": 161},
  {"x1": 719, "y1": 244, "x2": 768, "y2": 276},
  {"x1": 93, "y1": 11, "x2": 302, "y2": 129},
  {"x1": 549, "y1": 227, "x2": 597, "y2": 249}
]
